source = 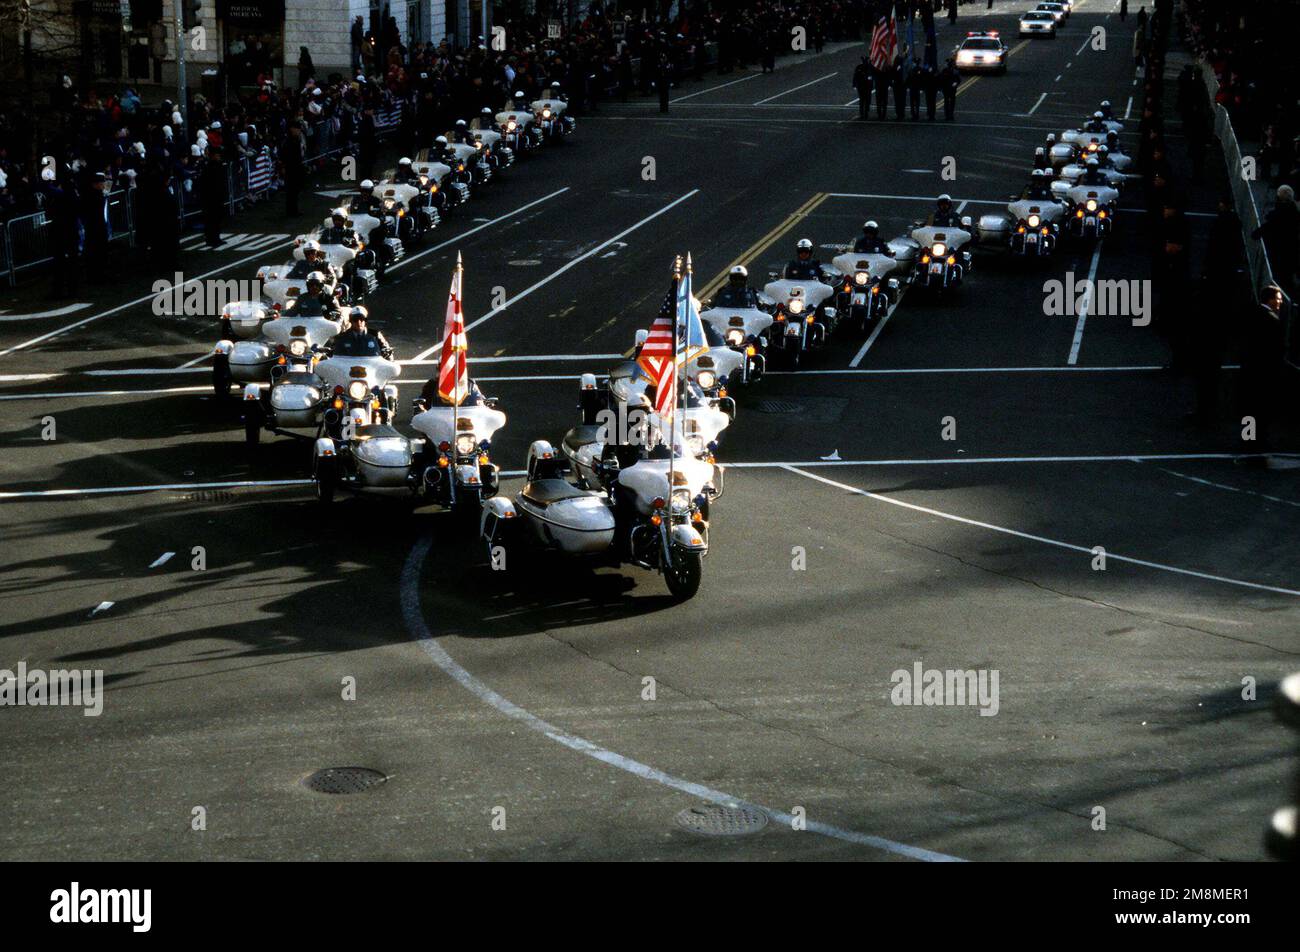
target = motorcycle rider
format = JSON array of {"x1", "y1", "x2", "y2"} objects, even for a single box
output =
[
  {"x1": 329, "y1": 306, "x2": 391, "y2": 357},
  {"x1": 1033, "y1": 146, "x2": 1049, "y2": 171},
  {"x1": 1080, "y1": 156, "x2": 1108, "y2": 186},
  {"x1": 347, "y1": 182, "x2": 394, "y2": 279},
  {"x1": 928, "y1": 194, "x2": 963, "y2": 228},
  {"x1": 712, "y1": 265, "x2": 762, "y2": 309},
  {"x1": 853, "y1": 220, "x2": 895, "y2": 256},
  {"x1": 477, "y1": 106, "x2": 498, "y2": 133},
  {"x1": 1098, "y1": 100, "x2": 1115, "y2": 121},
  {"x1": 285, "y1": 240, "x2": 336, "y2": 282},
  {"x1": 393, "y1": 156, "x2": 421, "y2": 186},
  {"x1": 285, "y1": 272, "x2": 341, "y2": 319},
  {"x1": 451, "y1": 119, "x2": 473, "y2": 144},
  {"x1": 1083, "y1": 110, "x2": 1108, "y2": 134},
  {"x1": 319, "y1": 210, "x2": 360, "y2": 248},
  {"x1": 1022, "y1": 169, "x2": 1055, "y2": 201},
  {"x1": 414, "y1": 375, "x2": 485, "y2": 411},
  {"x1": 784, "y1": 238, "x2": 830, "y2": 282}
]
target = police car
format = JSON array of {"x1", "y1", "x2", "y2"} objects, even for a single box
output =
[
  {"x1": 954, "y1": 32, "x2": 1009, "y2": 74},
  {"x1": 1019, "y1": 10, "x2": 1058, "y2": 36},
  {"x1": 1035, "y1": 2, "x2": 1069, "y2": 23}
]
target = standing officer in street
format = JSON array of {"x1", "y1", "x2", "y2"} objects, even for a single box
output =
[
  {"x1": 922, "y1": 60, "x2": 938, "y2": 120},
  {"x1": 874, "y1": 58, "x2": 892, "y2": 120},
  {"x1": 81, "y1": 172, "x2": 111, "y2": 283},
  {"x1": 852, "y1": 58, "x2": 871, "y2": 120},
  {"x1": 200, "y1": 145, "x2": 227, "y2": 247},
  {"x1": 891, "y1": 54, "x2": 907, "y2": 120},
  {"x1": 940, "y1": 58, "x2": 960, "y2": 120},
  {"x1": 38, "y1": 166, "x2": 80, "y2": 299},
  {"x1": 281, "y1": 123, "x2": 306, "y2": 216}
]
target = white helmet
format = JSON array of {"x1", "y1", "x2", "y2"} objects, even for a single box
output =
[
  {"x1": 359, "y1": 179, "x2": 374, "y2": 189},
  {"x1": 1034, "y1": 146, "x2": 1045, "y2": 156},
  {"x1": 455, "y1": 119, "x2": 467, "y2": 128},
  {"x1": 796, "y1": 238, "x2": 813, "y2": 251},
  {"x1": 350, "y1": 305, "x2": 369, "y2": 321},
  {"x1": 730, "y1": 265, "x2": 748, "y2": 279},
  {"x1": 513, "y1": 90, "x2": 525, "y2": 99},
  {"x1": 1100, "y1": 100, "x2": 1111, "y2": 108},
  {"x1": 938, "y1": 193, "x2": 952, "y2": 202},
  {"x1": 1085, "y1": 156, "x2": 1099, "y2": 167},
  {"x1": 435, "y1": 135, "x2": 448, "y2": 146},
  {"x1": 1032, "y1": 168, "x2": 1047, "y2": 178},
  {"x1": 398, "y1": 156, "x2": 412, "y2": 166},
  {"x1": 306, "y1": 271, "x2": 327, "y2": 285},
  {"x1": 1046, "y1": 133, "x2": 1056, "y2": 143},
  {"x1": 863, "y1": 220, "x2": 878, "y2": 230},
  {"x1": 1093, "y1": 111, "x2": 1104, "y2": 119},
  {"x1": 302, "y1": 239, "x2": 322, "y2": 253}
]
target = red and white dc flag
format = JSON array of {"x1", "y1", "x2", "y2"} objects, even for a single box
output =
[
  {"x1": 637, "y1": 282, "x2": 679, "y2": 423},
  {"x1": 437, "y1": 256, "x2": 469, "y2": 404},
  {"x1": 870, "y1": 5, "x2": 897, "y2": 71}
]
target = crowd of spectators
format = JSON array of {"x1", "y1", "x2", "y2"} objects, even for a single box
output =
[{"x1": 0, "y1": 0, "x2": 870, "y2": 281}]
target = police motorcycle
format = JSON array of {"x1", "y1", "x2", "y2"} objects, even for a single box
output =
[
  {"x1": 472, "y1": 107, "x2": 515, "y2": 173},
  {"x1": 763, "y1": 239, "x2": 839, "y2": 368},
  {"x1": 408, "y1": 379, "x2": 507, "y2": 516},
  {"x1": 256, "y1": 242, "x2": 347, "y2": 309},
  {"x1": 1055, "y1": 145, "x2": 1128, "y2": 194},
  {"x1": 974, "y1": 170, "x2": 1064, "y2": 259},
  {"x1": 372, "y1": 158, "x2": 439, "y2": 244},
  {"x1": 1060, "y1": 108, "x2": 1124, "y2": 146},
  {"x1": 563, "y1": 363, "x2": 732, "y2": 491},
  {"x1": 212, "y1": 300, "x2": 273, "y2": 397},
  {"x1": 294, "y1": 223, "x2": 379, "y2": 303},
  {"x1": 496, "y1": 91, "x2": 545, "y2": 155},
  {"x1": 446, "y1": 121, "x2": 494, "y2": 187},
  {"x1": 239, "y1": 307, "x2": 350, "y2": 446},
  {"x1": 909, "y1": 196, "x2": 973, "y2": 295},
  {"x1": 532, "y1": 82, "x2": 577, "y2": 141},
  {"x1": 480, "y1": 437, "x2": 717, "y2": 600},
  {"x1": 1063, "y1": 178, "x2": 1118, "y2": 241},
  {"x1": 429, "y1": 135, "x2": 484, "y2": 193},
  {"x1": 699, "y1": 266, "x2": 771, "y2": 386},
  {"x1": 1046, "y1": 132, "x2": 1076, "y2": 170},
  {"x1": 827, "y1": 222, "x2": 910, "y2": 334},
  {"x1": 347, "y1": 184, "x2": 406, "y2": 275},
  {"x1": 311, "y1": 319, "x2": 408, "y2": 504}
]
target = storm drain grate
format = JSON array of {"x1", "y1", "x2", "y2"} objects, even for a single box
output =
[
  {"x1": 675, "y1": 804, "x2": 769, "y2": 836},
  {"x1": 301, "y1": 767, "x2": 389, "y2": 795},
  {"x1": 753, "y1": 399, "x2": 803, "y2": 415}
]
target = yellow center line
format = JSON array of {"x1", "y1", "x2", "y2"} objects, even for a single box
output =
[{"x1": 621, "y1": 193, "x2": 831, "y2": 358}]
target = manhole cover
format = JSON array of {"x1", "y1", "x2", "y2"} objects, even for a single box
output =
[
  {"x1": 753, "y1": 399, "x2": 803, "y2": 414},
  {"x1": 675, "y1": 804, "x2": 769, "y2": 836},
  {"x1": 301, "y1": 767, "x2": 388, "y2": 795}
]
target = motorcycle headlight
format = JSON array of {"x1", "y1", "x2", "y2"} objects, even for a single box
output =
[
  {"x1": 347, "y1": 380, "x2": 369, "y2": 401},
  {"x1": 455, "y1": 433, "x2": 477, "y2": 456},
  {"x1": 289, "y1": 340, "x2": 307, "y2": 356},
  {"x1": 419, "y1": 176, "x2": 428, "y2": 186},
  {"x1": 1086, "y1": 199, "x2": 1098, "y2": 211},
  {"x1": 383, "y1": 199, "x2": 395, "y2": 210},
  {"x1": 1027, "y1": 214, "x2": 1040, "y2": 228},
  {"x1": 854, "y1": 271, "x2": 869, "y2": 285},
  {"x1": 542, "y1": 107, "x2": 552, "y2": 119},
  {"x1": 507, "y1": 120, "x2": 517, "y2": 131},
  {"x1": 788, "y1": 299, "x2": 804, "y2": 314},
  {"x1": 932, "y1": 243, "x2": 946, "y2": 256},
  {"x1": 671, "y1": 488, "x2": 693, "y2": 513},
  {"x1": 725, "y1": 328, "x2": 745, "y2": 346},
  {"x1": 696, "y1": 370, "x2": 717, "y2": 390}
]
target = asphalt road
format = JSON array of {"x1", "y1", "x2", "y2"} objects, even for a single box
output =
[{"x1": 2, "y1": 0, "x2": 1298, "y2": 861}]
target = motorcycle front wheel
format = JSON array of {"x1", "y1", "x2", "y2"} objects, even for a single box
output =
[
  {"x1": 315, "y1": 458, "x2": 336, "y2": 505},
  {"x1": 213, "y1": 356, "x2": 232, "y2": 397},
  {"x1": 663, "y1": 547, "x2": 703, "y2": 601}
]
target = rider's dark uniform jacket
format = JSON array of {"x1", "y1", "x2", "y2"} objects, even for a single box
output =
[
  {"x1": 332, "y1": 329, "x2": 389, "y2": 356},
  {"x1": 286, "y1": 292, "x2": 337, "y2": 318},
  {"x1": 785, "y1": 259, "x2": 827, "y2": 281},
  {"x1": 1080, "y1": 170, "x2": 1107, "y2": 186},
  {"x1": 1083, "y1": 119, "x2": 1107, "y2": 133},
  {"x1": 713, "y1": 285, "x2": 760, "y2": 309},
  {"x1": 929, "y1": 211, "x2": 962, "y2": 227},
  {"x1": 320, "y1": 225, "x2": 359, "y2": 247},
  {"x1": 853, "y1": 236, "x2": 893, "y2": 254},
  {"x1": 1022, "y1": 184, "x2": 1054, "y2": 201}
]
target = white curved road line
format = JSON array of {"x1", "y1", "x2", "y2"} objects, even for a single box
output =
[
  {"x1": 784, "y1": 466, "x2": 1300, "y2": 597},
  {"x1": 0, "y1": 302, "x2": 92, "y2": 322},
  {"x1": 399, "y1": 533, "x2": 963, "y2": 861}
]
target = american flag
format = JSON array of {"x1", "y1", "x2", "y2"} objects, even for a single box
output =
[
  {"x1": 638, "y1": 282, "x2": 679, "y2": 422},
  {"x1": 246, "y1": 149, "x2": 273, "y2": 193},
  {"x1": 870, "y1": 4, "x2": 898, "y2": 71},
  {"x1": 375, "y1": 103, "x2": 403, "y2": 131},
  {"x1": 437, "y1": 255, "x2": 469, "y2": 404}
]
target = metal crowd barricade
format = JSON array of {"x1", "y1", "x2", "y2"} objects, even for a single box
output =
[{"x1": 3, "y1": 209, "x2": 51, "y2": 286}]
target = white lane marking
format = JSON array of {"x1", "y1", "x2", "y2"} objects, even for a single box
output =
[
  {"x1": 388, "y1": 187, "x2": 571, "y2": 276},
  {"x1": 902, "y1": 168, "x2": 934, "y2": 174},
  {"x1": 1124, "y1": 95, "x2": 1133, "y2": 119},
  {"x1": 845, "y1": 97, "x2": 859, "y2": 106},
  {"x1": 1074, "y1": 36, "x2": 1091, "y2": 56},
  {"x1": 670, "y1": 71, "x2": 761, "y2": 103},
  {"x1": 398, "y1": 533, "x2": 963, "y2": 862},
  {"x1": 0, "y1": 386, "x2": 210, "y2": 401},
  {"x1": 0, "y1": 479, "x2": 310, "y2": 500},
  {"x1": 0, "y1": 242, "x2": 295, "y2": 359},
  {"x1": 90, "y1": 601, "x2": 115, "y2": 617},
  {"x1": 780, "y1": 365, "x2": 1194, "y2": 375},
  {"x1": 1157, "y1": 469, "x2": 1300, "y2": 509},
  {"x1": 177, "y1": 352, "x2": 212, "y2": 369},
  {"x1": 826, "y1": 192, "x2": 1003, "y2": 204},
  {"x1": 13, "y1": 454, "x2": 1294, "y2": 501},
  {"x1": 400, "y1": 354, "x2": 622, "y2": 365},
  {"x1": 754, "y1": 72, "x2": 838, "y2": 105},
  {"x1": 149, "y1": 552, "x2": 176, "y2": 568},
  {"x1": 784, "y1": 466, "x2": 1300, "y2": 597},
  {"x1": 849, "y1": 285, "x2": 910, "y2": 367},
  {"x1": 1054, "y1": 74, "x2": 1062, "y2": 83},
  {"x1": 955, "y1": 200, "x2": 969, "y2": 214},
  {"x1": 0, "y1": 302, "x2": 93, "y2": 322},
  {"x1": 413, "y1": 190, "x2": 701, "y2": 359},
  {"x1": 1027, "y1": 92, "x2": 1047, "y2": 115},
  {"x1": 1067, "y1": 241, "x2": 1103, "y2": 365}
]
